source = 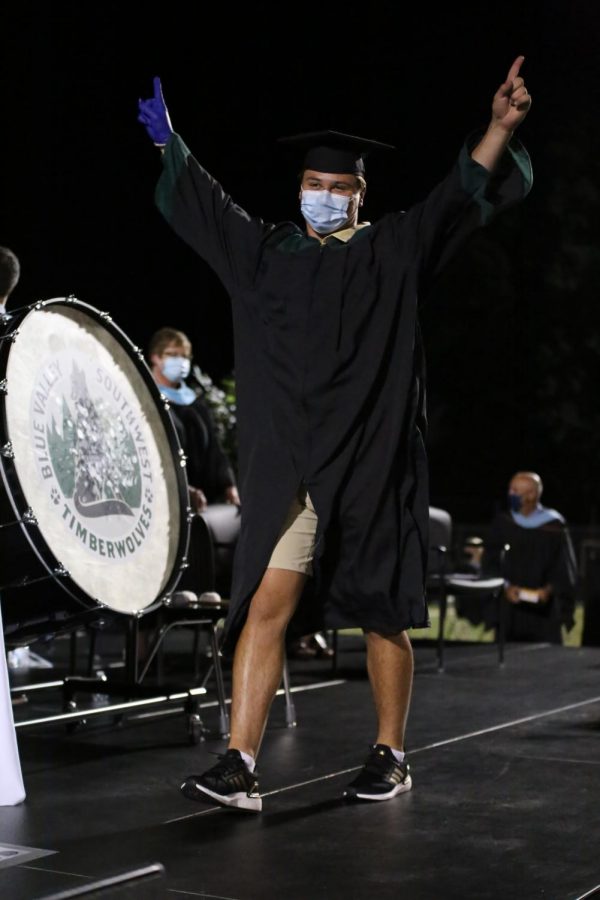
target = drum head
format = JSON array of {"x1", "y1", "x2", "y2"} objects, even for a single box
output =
[{"x1": 1, "y1": 298, "x2": 189, "y2": 615}]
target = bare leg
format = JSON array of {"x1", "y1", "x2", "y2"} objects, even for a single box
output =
[
  {"x1": 364, "y1": 629, "x2": 414, "y2": 750},
  {"x1": 228, "y1": 567, "x2": 307, "y2": 760}
]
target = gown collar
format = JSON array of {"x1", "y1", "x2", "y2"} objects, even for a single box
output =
[
  {"x1": 158, "y1": 382, "x2": 198, "y2": 406},
  {"x1": 511, "y1": 504, "x2": 565, "y2": 529}
]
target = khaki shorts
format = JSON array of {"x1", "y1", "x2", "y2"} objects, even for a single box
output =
[{"x1": 267, "y1": 486, "x2": 319, "y2": 576}]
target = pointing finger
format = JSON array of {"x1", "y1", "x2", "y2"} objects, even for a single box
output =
[
  {"x1": 153, "y1": 76, "x2": 164, "y2": 101},
  {"x1": 506, "y1": 55, "x2": 524, "y2": 85}
]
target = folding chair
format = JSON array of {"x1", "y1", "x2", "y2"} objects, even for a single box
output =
[{"x1": 427, "y1": 507, "x2": 508, "y2": 671}]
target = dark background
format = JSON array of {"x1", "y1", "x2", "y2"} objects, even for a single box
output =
[{"x1": 2, "y1": 1, "x2": 599, "y2": 525}]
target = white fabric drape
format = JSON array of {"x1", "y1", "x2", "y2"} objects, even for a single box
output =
[{"x1": 0, "y1": 603, "x2": 26, "y2": 805}]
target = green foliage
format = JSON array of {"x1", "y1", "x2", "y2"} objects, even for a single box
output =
[{"x1": 191, "y1": 366, "x2": 238, "y2": 466}]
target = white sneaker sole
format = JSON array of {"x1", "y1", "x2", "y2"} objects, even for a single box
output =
[
  {"x1": 346, "y1": 774, "x2": 413, "y2": 801},
  {"x1": 183, "y1": 781, "x2": 262, "y2": 812}
]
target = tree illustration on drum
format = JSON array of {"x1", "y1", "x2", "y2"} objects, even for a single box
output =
[{"x1": 47, "y1": 361, "x2": 141, "y2": 519}]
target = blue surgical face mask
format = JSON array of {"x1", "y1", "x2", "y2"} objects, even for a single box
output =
[
  {"x1": 161, "y1": 356, "x2": 191, "y2": 383},
  {"x1": 508, "y1": 493, "x2": 523, "y2": 513},
  {"x1": 300, "y1": 190, "x2": 352, "y2": 235}
]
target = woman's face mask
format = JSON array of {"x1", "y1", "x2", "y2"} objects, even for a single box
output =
[
  {"x1": 161, "y1": 355, "x2": 191, "y2": 384},
  {"x1": 300, "y1": 190, "x2": 353, "y2": 235}
]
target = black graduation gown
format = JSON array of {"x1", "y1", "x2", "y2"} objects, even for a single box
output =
[
  {"x1": 154, "y1": 131, "x2": 532, "y2": 654},
  {"x1": 484, "y1": 511, "x2": 578, "y2": 643},
  {"x1": 169, "y1": 396, "x2": 236, "y2": 503}
]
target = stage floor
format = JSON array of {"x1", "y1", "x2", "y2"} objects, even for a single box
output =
[{"x1": 3, "y1": 633, "x2": 600, "y2": 899}]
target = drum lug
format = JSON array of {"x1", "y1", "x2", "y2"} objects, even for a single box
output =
[
  {"x1": 99, "y1": 311, "x2": 113, "y2": 323},
  {"x1": 22, "y1": 507, "x2": 38, "y2": 525},
  {"x1": 178, "y1": 449, "x2": 187, "y2": 467},
  {"x1": 0, "y1": 379, "x2": 6, "y2": 394},
  {"x1": 8, "y1": 328, "x2": 20, "y2": 343},
  {"x1": 1, "y1": 441, "x2": 14, "y2": 459},
  {"x1": 54, "y1": 564, "x2": 69, "y2": 578},
  {"x1": 180, "y1": 557, "x2": 189, "y2": 571},
  {"x1": 131, "y1": 346, "x2": 144, "y2": 362},
  {"x1": 65, "y1": 294, "x2": 77, "y2": 303}
]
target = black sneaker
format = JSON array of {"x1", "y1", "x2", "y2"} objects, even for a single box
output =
[
  {"x1": 181, "y1": 749, "x2": 262, "y2": 812},
  {"x1": 344, "y1": 744, "x2": 412, "y2": 801}
]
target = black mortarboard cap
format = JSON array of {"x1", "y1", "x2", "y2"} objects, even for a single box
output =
[{"x1": 277, "y1": 129, "x2": 396, "y2": 175}]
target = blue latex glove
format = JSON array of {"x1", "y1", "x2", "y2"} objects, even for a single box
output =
[{"x1": 137, "y1": 76, "x2": 173, "y2": 146}]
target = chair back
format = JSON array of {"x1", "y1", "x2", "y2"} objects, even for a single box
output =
[
  {"x1": 427, "y1": 507, "x2": 453, "y2": 577},
  {"x1": 199, "y1": 503, "x2": 241, "y2": 596},
  {"x1": 176, "y1": 503, "x2": 240, "y2": 600}
]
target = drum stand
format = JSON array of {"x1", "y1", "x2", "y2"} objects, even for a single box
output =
[
  {"x1": 60, "y1": 608, "x2": 227, "y2": 745},
  {"x1": 13, "y1": 597, "x2": 297, "y2": 744},
  {"x1": 11, "y1": 613, "x2": 212, "y2": 745}
]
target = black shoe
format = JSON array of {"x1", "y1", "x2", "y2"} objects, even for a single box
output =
[
  {"x1": 344, "y1": 744, "x2": 412, "y2": 801},
  {"x1": 181, "y1": 749, "x2": 262, "y2": 812}
]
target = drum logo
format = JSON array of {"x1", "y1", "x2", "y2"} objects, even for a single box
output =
[{"x1": 31, "y1": 355, "x2": 155, "y2": 560}]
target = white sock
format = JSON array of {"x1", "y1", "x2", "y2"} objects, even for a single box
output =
[
  {"x1": 390, "y1": 747, "x2": 405, "y2": 764},
  {"x1": 239, "y1": 750, "x2": 256, "y2": 772}
]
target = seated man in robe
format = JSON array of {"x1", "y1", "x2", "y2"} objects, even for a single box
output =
[{"x1": 483, "y1": 471, "x2": 578, "y2": 644}]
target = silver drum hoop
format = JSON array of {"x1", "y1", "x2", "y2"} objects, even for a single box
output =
[{"x1": 0, "y1": 297, "x2": 190, "y2": 630}]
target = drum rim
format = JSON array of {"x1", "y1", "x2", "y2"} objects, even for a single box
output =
[{"x1": 0, "y1": 295, "x2": 191, "y2": 618}]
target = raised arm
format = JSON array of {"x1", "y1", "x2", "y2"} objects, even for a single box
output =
[
  {"x1": 137, "y1": 77, "x2": 269, "y2": 295},
  {"x1": 471, "y1": 55, "x2": 532, "y2": 172}
]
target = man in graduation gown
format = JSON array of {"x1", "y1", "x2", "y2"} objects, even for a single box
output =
[
  {"x1": 484, "y1": 471, "x2": 578, "y2": 644},
  {"x1": 138, "y1": 57, "x2": 532, "y2": 811}
]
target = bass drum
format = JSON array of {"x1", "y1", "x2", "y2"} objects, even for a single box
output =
[{"x1": 0, "y1": 297, "x2": 190, "y2": 647}]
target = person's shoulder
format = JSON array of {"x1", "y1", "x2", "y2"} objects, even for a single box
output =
[
  {"x1": 189, "y1": 392, "x2": 211, "y2": 412},
  {"x1": 263, "y1": 221, "x2": 303, "y2": 249},
  {"x1": 540, "y1": 508, "x2": 567, "y2": 529}
]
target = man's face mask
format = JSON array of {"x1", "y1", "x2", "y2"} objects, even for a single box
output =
[
  {"x1": 508, "y1": 493, "x2": 523, "y2": 513},
  {"x1": 300, "y1": 190, "x2": 352, "y2": 235},
  {"x1": 161, "y1": 355, "x2": 191, "y2": 383}
]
